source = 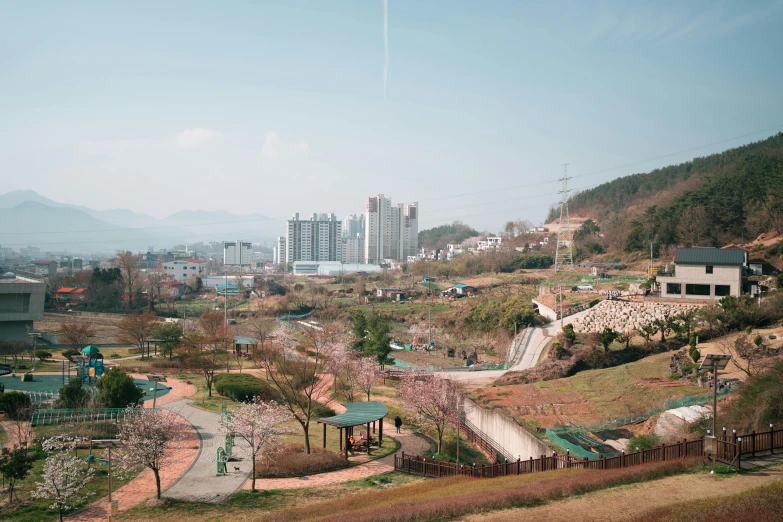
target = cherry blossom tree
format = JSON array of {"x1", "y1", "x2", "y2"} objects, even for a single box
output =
[
  {"x1": 399, "y1": 375, "x2": 461, "y2": 453},
  {"x1": 34, "y1": 437, "x2": 95, "y2": 522},
  {"x1": 219, "y1": 397, "x2": 293, "y2": 492},
  {"x1": 115, "y1": 407, "x2": 184, "y2": 499},
  {"x1": 353, "y1": 357, "x2": 380, "y2": 402}
]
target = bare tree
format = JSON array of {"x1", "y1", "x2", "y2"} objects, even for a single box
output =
[
  {"x1": 255, "y1": 325, "x2": 340, "y2": 454},
  {"x1": 115, "y1": 251, "x2": 141, "y2": 309},
  {"x1": 145, "y1": 271, "x2": 165, "y2": 312},
  {"x1": 183, "y1": 333, "x2": 226, "y2": 397},
  {"x1": 58, "y1": 323, "x2": 97, "y2": 351},
  {"x1": 117, "y1": 313, "x2": 157, "y2": 354},
  {"x1": 718, "y1": 334, "x2": 772, "y2": 378}
]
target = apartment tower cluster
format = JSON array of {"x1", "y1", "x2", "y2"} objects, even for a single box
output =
[{"x1": 274, "y1": 195, "x2": 418, "y2": 267}]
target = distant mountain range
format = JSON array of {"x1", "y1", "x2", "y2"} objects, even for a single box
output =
[{"x1": 0, "y1": 190, "x2": 281, "y2": 253}]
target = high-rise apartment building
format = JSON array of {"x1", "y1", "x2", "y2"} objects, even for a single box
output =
[
  {"x1": 342, "y1": 214, "x2": 365, "y2": 239},
  {"x1": 283, "y1": 213, "x2": 342, "y2": 264},
  {"x1": 223, "y1": 240, "x2": 252, "y2": 266},
  {"x1": 364, "y1": 195, "x2": 418, "y2": 264},
  {"x1": 273, "y1": 236, "x2": 287, "y2": 265},
  {"x1": 342, "y1": 235, "x2": 365, "y2": 263}
]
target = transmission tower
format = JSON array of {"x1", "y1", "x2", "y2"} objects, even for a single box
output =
[{"x1": 554, "y1": 164, "x2": 574, "y2": 273}]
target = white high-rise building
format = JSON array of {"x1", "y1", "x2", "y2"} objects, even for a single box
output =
[
  {"x1": 342, "y1": 234, "x2": 365, "y2": 263},
  {"x1": 342, "y1": 214, "x2": 365, "y2": 239},
  {"x1": 284, "y1": 213, "x2": 342, "y2": 263},
  {"x1": 223, "y1": 240, "x2": 252, "y2": 266},
  {"x1": 364, "y1": 195, "x2": 418, "y2": 264},
  {"x1": 273, "y1": 236, "x2": 287, "y2": 265}
]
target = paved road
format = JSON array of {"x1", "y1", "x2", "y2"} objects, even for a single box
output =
[{"x1": 162, "y1": 400, "x2": 251, "y2": 503}]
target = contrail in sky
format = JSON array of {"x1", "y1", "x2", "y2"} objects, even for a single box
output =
[{"x1": 383, "y1": 0, "x2": 389, "y2": 100}]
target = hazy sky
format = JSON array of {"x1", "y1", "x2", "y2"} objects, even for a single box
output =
[{"x1": 2, "y1": 0, "x2": 783, "y2": 234}]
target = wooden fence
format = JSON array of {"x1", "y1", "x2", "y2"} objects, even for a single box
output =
[{"x1": 395, "y1": 426, "x2": 783, "y2": 479}]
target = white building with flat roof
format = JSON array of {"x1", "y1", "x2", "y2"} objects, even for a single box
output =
[
  {"x1": 223, "y1": 240, "x2": 252, "y2": 266},
  {"x1": 162, "y1": 259, "x2": 207, "y2": 283},
  {"x1": 365, "y1": 195, "x2": 418, "y2": 264}
]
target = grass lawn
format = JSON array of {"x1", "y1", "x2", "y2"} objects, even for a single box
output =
[
  {"x1": 114, "y1": 472, "x2": 424, "y2": 522},
  {"x1": 479, "y1": 351, "x2": 708, "y2": 428},
  {"x1": 0, "y1": 447, "x2": 141, "y2": 522}
]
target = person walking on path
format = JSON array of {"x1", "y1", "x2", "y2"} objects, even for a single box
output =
[{"x1": 394, "y1": 415, "x2": 402, "y2": 434}]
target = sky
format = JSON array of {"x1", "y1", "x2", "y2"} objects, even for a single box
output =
[{"x1": 1, "y1": 0, "x2": 783, "y2": 236}]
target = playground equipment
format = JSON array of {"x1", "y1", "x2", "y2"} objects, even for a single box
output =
[{"x1": 62, "y1": 345, "x2": 105, "y2": 385}]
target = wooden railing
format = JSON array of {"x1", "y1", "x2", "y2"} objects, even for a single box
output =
[
  {"x1": 396, "y1": 426, "x2": 783, "y2": 479},
  {"x1": 395, "y1": 438, "x2": 705, "y2": 479}
]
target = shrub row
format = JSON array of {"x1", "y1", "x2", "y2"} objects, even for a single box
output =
[{"x1": 213, "y1": 373, "x2": 280, "y2": 403}]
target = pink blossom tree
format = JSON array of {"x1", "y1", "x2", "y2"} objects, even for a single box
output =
[
  {"x1": 34, "y1": 437, "x2": 95, "y2": 522},
  {"x1": 115, "y1": 408, "x2": 185, "y2": 499},
  {"x1": 353, "y1": 357, "x2": 380, "y2": 402},
  {"x1": 219, "y1": 397, "x2": 293, "y2": 492},
  {"x1": 398, "y1": 375, "x2": 461, "y2": 453}
]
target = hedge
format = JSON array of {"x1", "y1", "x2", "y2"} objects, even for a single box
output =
[{"x1": 214, "y1": 373, "x2": 281, "y2": 403}]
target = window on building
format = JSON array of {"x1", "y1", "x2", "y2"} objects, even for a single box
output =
[
  {"x1": 666, "y1": 283, "x2": 682, "y2": 295},
  {"x1": 685, "y1": 284, "x2": 710, "y2": 296},
  {"x1": 706, "y1": 265, "x2": 713, "y2": 274},
  {"x1": 715, "y1": 285, "x2": 731, "y2": 297}
]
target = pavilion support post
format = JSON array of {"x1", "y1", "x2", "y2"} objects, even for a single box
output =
[
  {"x1": 379, "y1": 417, "x2": 383, "y2": 445},
  {"x1": 367, "y1": 422, "x2": 372, "y2": 454},
  {"x1": 339, "y1": 428, "x2": 343, "y2": 451},
  {"x1": 323, "y1": 423, "x2": 326, "y2": 449},
  {"x1": 373, "y1": 421, "x2": 376, "y2": 433}
]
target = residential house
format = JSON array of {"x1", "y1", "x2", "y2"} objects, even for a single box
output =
[
  {"x1": 162, "y1": 258, "x2": 207, "y2": 283},
  {"x1": 659, "y1": 247, "x2": 744, "y2": 300}
]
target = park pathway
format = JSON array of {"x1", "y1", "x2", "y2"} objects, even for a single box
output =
[{"x1": 161, "y1": 399, "x2": 253, "y2": 503}]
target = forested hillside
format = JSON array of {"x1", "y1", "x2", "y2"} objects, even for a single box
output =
[
  {"x1": 418, "y1": 221, "x2": 479, "y2": 249},
  {"x1": 547, "y1": 133, "x2": 783, "y2": 255}
]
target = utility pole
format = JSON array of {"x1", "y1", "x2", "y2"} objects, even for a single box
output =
[
  {"x1": 224, "y1": 270, "x2": 228, "y2": 325},
  {"x1": 554, "y1": 164, "x2": 574, "y2": 273},
  {"x1": 559, "y1": 285, "x2": 564, "y2": 327},
  {"x1": 427, "y1": 273, "x2": 432, "y2": 348}
]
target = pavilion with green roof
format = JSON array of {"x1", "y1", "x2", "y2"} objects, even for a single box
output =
[{"x1": 317, "y1": 401, "x2": 388, "y2": 457}]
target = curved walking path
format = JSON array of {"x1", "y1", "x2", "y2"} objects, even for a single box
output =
[
  {"x1": 246, "y1": 428, "x2": 431, "y2": 490},
  {"x1": 160, "y1": 399, "x2": 253, "y2": 503}
]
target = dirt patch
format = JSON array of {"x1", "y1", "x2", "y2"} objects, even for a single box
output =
[{"x1": 37, "y1": 312, "x2": 129, "y2": 344}]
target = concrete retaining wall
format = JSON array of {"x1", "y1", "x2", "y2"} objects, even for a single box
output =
[{"x1": 464, "y1": 398, "x2": 549, "y2": 460}]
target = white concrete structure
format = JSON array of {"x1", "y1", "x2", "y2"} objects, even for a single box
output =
[
  {"x1": 223, "y1": 240, "x2": 252, "y2": 266},
  {"x1": 659, "y1": 247, "x2": 744, "y2": 300},
  {"x1": 273, "y1": 236, "x2": 286, "y2": 265},
  {"x1": 285, "y1": 213, "x2": 342, "y2": 263},
  {"x1": 0, "y1": 273, "x2": 45, "y2": 344},
  {"x1": 364, "y1": 195, "x2": 418, "y2": 264},
  {"x1": 162, "y1": 259, "x2": 207, "y2": 283},
  {"x1": 292, "y1": 261, "x2": 382, "y2": 276},
  {"x1": 463, "y1": 398, "x2": 549, "y2": 461},
  {"x1": 202, "y1": 275, "x2": 255, "y2": 289}
]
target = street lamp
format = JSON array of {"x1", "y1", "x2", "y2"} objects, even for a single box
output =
[
  {"x1": 699, "y1": 353, "x2": 731, "y2": 474},
  {"x1": 82, "y1": 439, "x2": 125, "y2": 520},
  {"x1": 146, "y1": 374, "x2": 167, "y2": 409}
]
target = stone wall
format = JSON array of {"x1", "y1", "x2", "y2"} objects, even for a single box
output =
[
  {"x1": 464, "y1": 398, "x2": 549, "y2": 461},
  {"x1": 570, "y1": 300, "x2": 701, "y2": 333}
]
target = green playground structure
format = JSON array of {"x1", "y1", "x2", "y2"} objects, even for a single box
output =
[{"x1": 61, "y1": 345, "x2": 105, "y2": 386}]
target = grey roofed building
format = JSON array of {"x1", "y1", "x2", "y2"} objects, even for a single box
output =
[
  {"x1": 674, "y1": 247, "x2": 745, "y2": 266},
  {"x1": 0, "y1": 273, "x2": 46, "y2": 344}
]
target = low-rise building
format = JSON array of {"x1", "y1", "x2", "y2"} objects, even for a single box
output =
[
  {"x1": 162, "y1": 258, "x2": 207, "y2": 283},
  {"x1": 0, "y1": 273, "x2": 45, "y2": 344},
  {"x1": 659, "y1": 247, "x2": 744, "y2": 300}
]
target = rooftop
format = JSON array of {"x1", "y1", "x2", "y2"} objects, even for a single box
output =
[
  {"x1": 674, "y1": 247, "x2": 745, "y2": 266},
  {"x1": 317, "y1": 401, "x2": 389, "y2": 428}
]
